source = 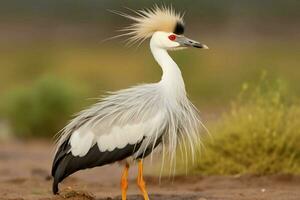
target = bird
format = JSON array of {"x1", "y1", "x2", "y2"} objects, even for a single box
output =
[{"x1": 51, "y1": 5, "x2": 208, "y2": 200}]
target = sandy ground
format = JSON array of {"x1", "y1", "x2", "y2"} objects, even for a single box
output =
[{"x1": 0, "y1": 140, "x2": 299, "y2": 200}]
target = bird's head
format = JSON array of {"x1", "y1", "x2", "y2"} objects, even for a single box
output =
[
  {"x1": 111, "y1": 5, "x2": 208, "y2": 50},
  {"x1": 150, "y1": 31, "x2": 208, "y2": 51}
]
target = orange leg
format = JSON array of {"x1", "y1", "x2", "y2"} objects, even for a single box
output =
[
  {"x1": 121, "y1": 163, "x2": 130, "y2": 200},
  {"x1": 137, "y1": 160, "x2": 149, "y2": 200}
]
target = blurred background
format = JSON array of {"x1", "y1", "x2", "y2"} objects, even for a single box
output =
[
  {"x1": 0, "y1": 1, "x2": 299, "y2": 199},
  {"x1": 0, "y1": 0, "x2": 299, "y2": 174}
]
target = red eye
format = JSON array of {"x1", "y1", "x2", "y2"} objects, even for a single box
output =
[{"x1": 168, "y1": 34, "x2": 176, "y2": 41}]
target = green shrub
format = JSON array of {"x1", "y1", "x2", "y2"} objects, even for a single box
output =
[
  {"x1": 1, "y1": 76, "x2": 82, "y2": 138},
  {"x1": 184, "y1": 76, "x2": 300, "y2": 175}
]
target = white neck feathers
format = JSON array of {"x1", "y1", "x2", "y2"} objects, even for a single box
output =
[{"x1": 150, "y1": 42, "x2": 186, "y2": 98}]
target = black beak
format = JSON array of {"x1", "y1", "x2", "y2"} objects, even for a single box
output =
[
  {"x1": 177, "y1": 36, "x2": 209, "y2": 49},
  {"x1": 192, "y1": 43, "x2": 209, "y2": 49}
]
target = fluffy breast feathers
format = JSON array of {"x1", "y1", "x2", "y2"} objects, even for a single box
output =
[{"x1": 55, "y1": 83, "x2": 200, "y2": 162}]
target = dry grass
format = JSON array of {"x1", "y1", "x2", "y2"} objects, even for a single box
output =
[{"x1": 182, "y1": 76, "x2": 300, "y2": 175}]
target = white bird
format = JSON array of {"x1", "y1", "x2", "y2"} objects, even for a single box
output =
[{"x1": 51, "y1": 6, "x2": 208, "y2": 200}]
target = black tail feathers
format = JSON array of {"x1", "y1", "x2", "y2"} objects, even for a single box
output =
[
  {"x1": 52, "y1": 153, "x2": 73, "y2": 194},
  {"x1": 51, "y1": 136, "x2": 72, "y2": 194},
  {"x1": 52, "y1": 177, "x2": 59, "y2": 194},
  {"x1": 52, "y1": 162, "x2": 65, "y2": 194}
]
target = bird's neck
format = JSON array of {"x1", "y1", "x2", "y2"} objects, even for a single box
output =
[{"x1": 150, "y1": 45, "x2": 186, "y2": 98}]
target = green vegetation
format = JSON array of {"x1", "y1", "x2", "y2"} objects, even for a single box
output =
[
  {"x1": 1, "y1": 39, "x2": 299, "y2": 110},
  {"x1": 0, "y1": 76, "x2": 83, "y2": 138},
  {"x1": 183, "y1": 76, "x2": 300, "y2": 175}
]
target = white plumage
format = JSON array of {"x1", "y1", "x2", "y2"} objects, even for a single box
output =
[
  {"x1": 57, "y1": 81, "x2": 200, "y2": 161},
  {"x1": 52, "y1": 6, "x2": 208, "y2": 198}
]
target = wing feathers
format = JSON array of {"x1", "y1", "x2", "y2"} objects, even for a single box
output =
[
  {"x1": 68, "y1": 112, "x2": 165, "y2": 157},
  {"x1": 70, "y1": 130, "x2": 95, "y2": 157}
]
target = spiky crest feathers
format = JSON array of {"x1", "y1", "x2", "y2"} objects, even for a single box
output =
[{"x1": 110, "y1": 6, "x2": 185, "y2": 45}]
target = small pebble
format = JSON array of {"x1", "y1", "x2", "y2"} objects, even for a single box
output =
[{"x1": 261, "y1": 188, "x2": 266, "y2": 192}]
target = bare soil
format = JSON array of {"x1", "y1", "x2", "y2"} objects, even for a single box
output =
[{"x1": 0, "y1": 140, "x2": 299, "y2": 200}]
